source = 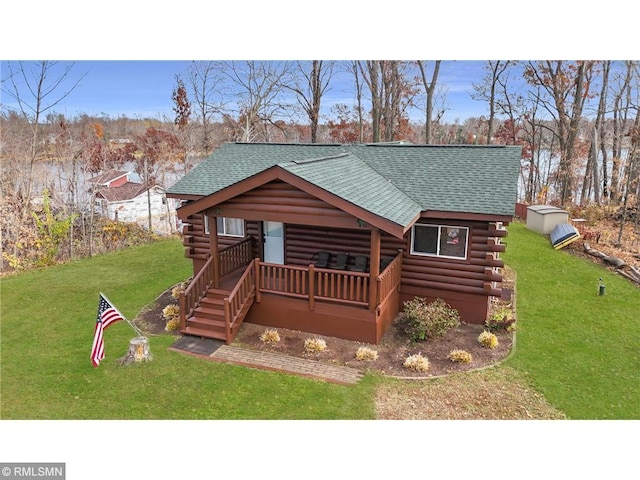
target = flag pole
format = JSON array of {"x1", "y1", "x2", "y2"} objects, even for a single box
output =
[{"x1": 100, "y1": 292, "x2": 145, "y2": 338}]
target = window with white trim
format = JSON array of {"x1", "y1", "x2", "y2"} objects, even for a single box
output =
[
  {"x1": 411, "y1": 224, "x2": 469, "y2": 260},
  {"x1": 204, "y1": 216, "x2": 245, "y2": 237}
]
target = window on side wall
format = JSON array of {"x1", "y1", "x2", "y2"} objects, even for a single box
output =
[
  {"x1": 411, "y1": 224, "x2": 468, "y2": 260},
  {"x1": 204, "y1": 216, "x2": 245, "y2": 237}
]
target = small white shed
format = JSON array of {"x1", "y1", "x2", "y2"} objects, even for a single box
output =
[{"x1": 526, "y1": 205, "x2": 569, "y2": 235}]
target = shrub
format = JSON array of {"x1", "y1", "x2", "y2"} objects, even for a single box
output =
[
  {"x1": 171, "y1": 282, "x2": 188, "y2": 299},
  {"x1": 485, "y1": 307, "x2": 516, "y2": 333},
  {"x1": 447, "y1": 349, "x2": 473, "y2": 363},
  {"x1": 402, "y1": 297, "x2": 460, "y2": 341},
  {"x1": 162, "y1": 304, "x2": 180, "y2": 321},
  {"x1": 165, "y1": 318, "x2": 180, "y2": 331},
  {"x1": 259, "y1": 328, "x2": 281, "y2": 344},
  {"x1": 355, "y1": 346, "x2": 378, "y2": 362},
  {"x1": 304, "y1": 337, "x2": 327, "y2": 353},
  {"x1": 403, "y1": 353, "x2": 430, "y2": 372},
  {"x1": 478, "y1": 331, "x2": 499, "y2": 349}
]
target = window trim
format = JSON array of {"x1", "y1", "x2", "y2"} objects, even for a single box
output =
[
  {"x1": 204, "y1": 215, "x2": 245, "y2": 237},
  {"x1": 410, "y1": 223, "x2": 469, "y2": 260}
]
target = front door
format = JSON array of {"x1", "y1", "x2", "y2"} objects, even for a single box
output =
[{"x1": 263, "y1": 221, "x2": 284, "y2": 264}]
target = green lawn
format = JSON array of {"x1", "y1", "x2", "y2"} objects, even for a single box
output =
[
  {"x1": 2, "y1": 226, "x2": 639, "y2": 420},
  {"x1": 502, "y1": 222, "x2": 640, "y2": 419},
  {"x1": 0, "y1": 239, "x2": 377, "y2": 419}
]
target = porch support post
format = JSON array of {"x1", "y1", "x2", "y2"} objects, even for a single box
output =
[
  {"x1": 254, "y1": 257, "x2": 262, "y2": 303},
  {"x1": 368, "y1": 229, "x2": 381, "y2": 311},
  {"x1": 308, "y1": 264, "x2": 315, "y2": 311},
  {"x1": 208, "y1": 214, "x2": 220, "y2": 289}
]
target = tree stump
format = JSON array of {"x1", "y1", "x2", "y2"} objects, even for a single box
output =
[{"x1": 120, "y1": 336, "x2": 153, "y2": 365}]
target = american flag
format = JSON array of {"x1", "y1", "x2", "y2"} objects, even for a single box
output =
[{"x1": 91, "y1": 293, "x2": 124, "y2": 367}]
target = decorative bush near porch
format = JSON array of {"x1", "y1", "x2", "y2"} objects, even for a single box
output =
[
  {"x1": 448, "y1": 349, "x2": 473, "y2": 363},
  {"x1": 403, "y1": 353, "x2": 430, "y2": 372},
  {"x1": 355, "y1": 347, "x2": 379, "y2": 362},
  {"x1": 478, "y1": 331, "x2": 499, "y2": 349},
  {"x1": 259, "y1": 328, "x2": 281, "y2": 344},
  {"x1": 402, "y1": 297, "x2": 461, "y2": 341},
  {"x1": 304, "y1": 338, "x2": 328, "y2": 353}
]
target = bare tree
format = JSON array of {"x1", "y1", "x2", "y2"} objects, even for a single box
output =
[
  {"x1": 350, "y1": 61, "x2": 365, "y2": 142},
  {"x1": 608, "y1": 61, "x2": 637, "y2": 203},
  {"x1": 1, "y1": 61, "x2": 85, "y2": 264},
  {"x1": 616, "y1": 106, "x2": 640, "y2": 246},
  {"x1": 524, "y1": 61, "x2": 595, "y2": 205},
  {"x1": 357, "y1": 61, "x2": 417, "y2": 142},
  {"x1": 134, "y1": 127, "x2": 185, "y2": 232},
  {"x1": 219, "y1": 61, "x2": 295, "y2": 143},
  {"x1": 471, "y1": 61, "x2": 516, "y2": 144},
  {"x1": 2, "y1": 61, "x2": 85, "y2": 219},
  {"x1": 285, "y1": 61, "x2": 335, "y2": 143},
  {"x1": 417, "y1": 60, "x2": 442, "y2": 144},
  {"x1": 582, "y1": 61, "x2": 610, "y2": 204},
  {"x1": 185, "y1": 61, "x2": 225, "y2": 154}
]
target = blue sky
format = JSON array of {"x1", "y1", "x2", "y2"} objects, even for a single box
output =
[
  {"x1": 1, "y1": 60, "x2": 496, "y2": 123},
  {"x1": 3, "y1": 2, "x2": 634, "y2": 127}
]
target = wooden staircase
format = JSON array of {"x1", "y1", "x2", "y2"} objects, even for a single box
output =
[
  {"x1": 182, "y1": 288, "x2": 231, "y2": 341},
  {"x1": 179, "y1": 240, "x2": 258, "y2": 344},
  {"x1": 181, "y1": 258, "x2": 258, "y2": 344}
]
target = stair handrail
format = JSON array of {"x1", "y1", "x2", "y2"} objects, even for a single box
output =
[
  {"x1": 223, "y1": 258, "x2": 257, "y2": 342},
  {"x1": 179, "y1": 255, "x2": 215, "y2": 331},
  {"x1": 219, "y1": 237, "x2": 253, "y2": 277}
]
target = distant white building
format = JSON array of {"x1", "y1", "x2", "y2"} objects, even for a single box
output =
[{"x1": 89, "y1": 170, "x2": 178, "y2": 236}]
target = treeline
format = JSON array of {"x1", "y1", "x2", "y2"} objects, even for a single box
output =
[{"x1": 1, "y1": 60, "x2": 639, "y2": 273}]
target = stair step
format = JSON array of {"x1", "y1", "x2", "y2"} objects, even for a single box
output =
[
  {"x1": 201, "y1": 296, "x2": 225, "y2": 308},
  {"x1": 188, "y1": 315, "x2": 226, "y2": 329},
  {"x1": 181, "y1": 326, "x2": 227, "y2": 341},
  {"x1": 194, "y1": 306, "x2": 225, "y2": 320},
  {"x1": 208, "y1": 288, "x2": 231, "y2": 297}
]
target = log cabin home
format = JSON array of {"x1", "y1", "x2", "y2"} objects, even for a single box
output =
[{"x1": 166, "y1": 142, "x2": 521, "y2": 345}]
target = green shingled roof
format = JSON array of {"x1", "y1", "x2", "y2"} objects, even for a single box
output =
[
  {"x1": 351, "y1": 144, "x2": 521, "y2": 217},
  {"x1": 168, "y1": 143, "x2": 345, "y2": 196},
  {"x1": 280, "y1": 153, "x2": 422, "y2": 228},
  {"x1": 167, "y1": 142, "x2": 521, "y2": 226}
]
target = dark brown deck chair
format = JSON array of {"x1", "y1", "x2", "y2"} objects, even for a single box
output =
[
  {"x1": 351, "y1": 255, "x2": 368, "y2": 272},
  {"x1": 332, "y1": 253, "x2": 349, "y2": 270},
  {"x1": 313, "y1": 251, "x2": 330, "y2": 269}
]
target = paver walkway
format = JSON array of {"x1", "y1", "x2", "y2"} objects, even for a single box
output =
[
  {"x1": 211, "y1": 346, "x2": 364, "y2": 385},
  {"x1": 169, "y1": 336, "x2": 364, "y2": 385}
]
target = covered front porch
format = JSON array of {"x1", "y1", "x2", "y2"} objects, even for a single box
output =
[
  {"x1": 178, "y1": 234, "x2": 403, "y2": 344},
  {"x1": 174, "y1": 171, "x2": 414, "y2": 344}
]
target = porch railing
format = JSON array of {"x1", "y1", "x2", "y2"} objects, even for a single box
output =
[
  {"x1": 260, "y1": 263, "x2": 309, "y2": 299},
  {"x1": 179, "y1": 254, "x2": 215, "y2": 331},
  {"x1": 259, "y1": 262, "x2": 369, "y2": 309},
  {"x1": 376, "y1": 251, "x2": 402, "y2": 305},
  {"x1": 313, "y1": 266, "x2": 369, "y2": 307},
  {"x1": 181, "y1": 249, "x2": 405, "y2": 333},
  {"x1": 219, "y1": 237, "x2": 253, "y2": 277},
  {"x1": 223, "y1": 258, "x2": 257, "y2": 342}
]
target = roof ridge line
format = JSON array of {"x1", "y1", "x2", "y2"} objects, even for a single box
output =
[{"x1": 288, "y1": 152, "x2": 350, "y2": 165}]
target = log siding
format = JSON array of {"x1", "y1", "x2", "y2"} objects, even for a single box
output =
[
  {"x1": 216, "y1": 180, "x2": 372, "y2": 231},
  {"x1": 401, "y1": 220, "x2": 506, "y2": 296}
]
